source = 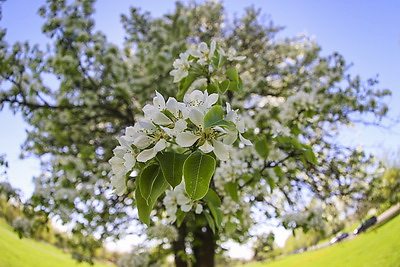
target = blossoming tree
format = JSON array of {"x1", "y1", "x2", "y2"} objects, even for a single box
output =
[{"x1": 0, "y1": 1, "x2": 390, "y2": 266}]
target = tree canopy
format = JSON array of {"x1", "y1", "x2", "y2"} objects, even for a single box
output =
[{"x1": 0, "y1": 0, "x2": 391, "y2": 266}]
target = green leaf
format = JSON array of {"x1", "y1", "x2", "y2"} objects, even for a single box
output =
[
  {"x1": 139, "y1": 164, "x2": 161, "y2": 204},
  {"x1": 227, "y1": 79, "x2": 244, "y2": 92},
  {"x1": 207, "y1": 81, "x2": 219, "y2": 94},
  {"x1": 204, "y1": 210, "x2": 216, "y2": 234},
  {"x1": 224, "y1": 182, "x2": 239, "y2": 202},
  {"x1": 212, "y1": 51, "x2": 226, "y2": 69},
  {"x1": 241, "y1": 173, "x2": 253, "y2": 184},
  {"x1": 208, "y1": 202, "x2": 223, "y2": 229},
  {"x1": 255, "y1": 136, "x2": 269, "y2": 158},
  {"x1": 303, "y1": 149, "x2": 317, "y2": 165},
  {"x1": 149, "y1": 170, "x2": 169, "y2": 202},
  {"x1": 238, "y1": 76, "x2": 244, "y2": 92},
  {"x1": 204, "y1": 105, "x2": 236, "y2": 130},
  {"x1": 135, "y1": 186, "x2": 152, "y2": 226},
  {"x1": 157, "y1": 152, "x2": 187, "y2": 188},
  {"x1": 219, "y1": 80, "x2": 230, "y2": 94},
  {"x1": 273, "y1": 166, "x2": 283, "y2": 179},
  {"x1": 177, "y1": 73, "x2": 197, "y2": 100},
  {"x1": 204, "y1": 189, "x2": 223, "y2": 229},
  {"x1": 237, "y1": 210, "x2": 244, "y2": 225},
  {"x1": 176, "y1": 209, "x2": 187, "y2": 227},
  {"x1": 204, "y1": 188, "x2": 221, "y2": 207},
  {"x1": 204, "y1": 105, "x2": 222, "y2": 126},
  {"x1": 226, "y1": 67, "x2": 239, "y2": 82},
  {"x1": 136, "y1": 165, "x2": 169, "y2": 225},
  {"x1": 226, "y1": 221, "x2": 236, "y2": 233},
  {"x1": 266, "y1": 176, "x2": 276, "y2": 193},
  {"x1": 225, "y1": 68, "x2": 243, "y2": 92},
  {"x1": 183, "y1": 151, "x2": 216, "y2": 200}
]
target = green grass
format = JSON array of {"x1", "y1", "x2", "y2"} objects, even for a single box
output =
[
  {"x1": 242, "y1": 214, "x2": 400, "y2": 267},
  {"x1": 0, "y1": 219, "x2": 110, "y2": 267}
]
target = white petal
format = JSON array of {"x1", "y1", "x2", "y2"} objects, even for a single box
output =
[
  {"x1": 139, "y1": 120, "x2": 156, "y2": 131},
  {"x1": 198, "y1": 58, "x2": 207, "y2": 66},
  {"x1": 233, "y1": 56, "x2": 246, "y2": 61},
  {"x1": 190, "y1": 49, "x2": 202, "y2": 58},
  {"x1": 109, "y1": 155, "x2": 124, "y2": 166},
  {"x1": 111, "y1": 175, "x2": 126, "y2": 196},
  {"x1": 113, "y1": 146, "x2": 127, "y2": 158},
  {"x1": 226, "y1": 110, "x2": 236, "y2": 122},
  {"x1": 199, "y1": 140, "x2": 214, "y2": 153},
  {"x1": 174, "y1": 119, "x2": 187, "y2": 133},
  {"x1": 195, "y1": 203, "x2": 203, "y2": 214},
  {"x1": 239, "y1": 133, "x2": 252, "y2": 146},
  {"x1": 177, "y1": 194, "x2": 190, "y2": 206},
  {"x1": 117, "y1": 136, "x2": 132, "y2": 148},
  {"x1": 142, "y1": 104, "x2": 158, "y2": 117},
  {"x1": 236, "y1": 118, "x2": 245, "y2": 133},
  {"x1": 167, "y1": 205, "x2": 178, "y2": 215},
  {"x1": 209, "y1": 40, "x2": 216, "y2": 59},
  {"x1": 176, "y1": 132, "x2": 200, "y2": 147},
  {"x1": 223, "y1": 130, "x2": 238, "y2": 145},
  {"x1": 218, "y1": 47, "x2": 226, "y2": 56},
  {"x1": 167, "y1": 214, "x2": 177, "y2": 224},
  {"x1": 213, "y1": 139, "x2": 229, "y2": 161},
  {"x1": 137, "y1": 139, "x2": 166, "y2": 163},
  {"x1": 166, "y1": 97, "x2": 179, "y2": 117},
  {"x1": 189, "y1": 108, "x2": 204, "y2": 128},
  {"x1": 121, "y1": 135, "x2": 135, "y2": 146},
  {"x1": 123, "y1": 153, "x2": 136, "y2": 170},
  {"x1": 186, "y1": 90, "x2": 203, "y2": 104},
  {"x1": 204, "y1": 93, "x2": 219, "y2": 108},
  {"x1": 133, "y1": 135, "x2": 153, "y2": 149},
  {"x1": 172, "y1": 69, "x2": 188, "y2": 83},
  {"x1": 152, "y1": 112, "x2": 172, "y2": 125},
  {"x1": 198, "y1": 42, "x2": 208, "y2": 53},
  {"x1": 181, "y1": 203, "x2": 192, "y2": 212},
  {"x1": 226, "y1": 102, "x2": 232, "y2": 113},
  {"x1": 109, "y1": 156, "x2": 125, "y2": 174},
  {"x1": 160, "y1": 126, "x2": 174, "y2": 137},
  {"x1": 178, "y1": 102, "x2": 189, "y2": 119},
  {"x1": 136, "y1": 148, "x2": 155, "y2": 162},
  {"x1": 125, "y1": 126, "x2": 136, "y2": 137},
  {"x1": 154, "y1": 139, "x2": 167, "y2": 153},
  {"x1": 154, "y1": 91, "x2": 166, "y2": 110},
  {"x1": 181, "y1": 51, "x2": 190, "y2": 60}
]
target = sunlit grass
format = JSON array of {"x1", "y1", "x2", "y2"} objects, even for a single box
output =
[
  {"x1": 241, "y1": 213, "x2": 400, "y2": 267},
  {"x1": 0, "y1": 219, "x2": 110, "y2": 267}
]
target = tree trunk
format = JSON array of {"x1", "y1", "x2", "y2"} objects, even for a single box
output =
[
  {"x1": 173, "y1": 223, "x2": 188, "y2": 267},
  {"x1": 192, "y1": 225, "x2": 216, "y2": 267}
]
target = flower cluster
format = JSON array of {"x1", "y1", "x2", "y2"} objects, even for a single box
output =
[
  {"x1": 169, "y1": 40, "x2": 246, "y2": 83},
  {"x1": 163, "y1": 184, "x2": 203, "y2": 223},
  {"x1": 146, "y1": 224, "x2": 178, "y2": 241},
  {"x1": 109, "y1": 89, "x2": 251, "y2": 195},
  {"x1": 117, "y1": 246, "x2": 151, "y2": 267}
]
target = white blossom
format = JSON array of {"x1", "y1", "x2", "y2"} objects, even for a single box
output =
[
  {"x1": 190, "y1": 40, "x2": 216, "y2": 66},
  {"x1": 147, "y1": 224, "x2": 178, "y2": 241},
  {"x1": 218, "y1": 47, "x2": 246, "y2": 61},
  {"x1": 163, "y1": 184, "x2": 196, "y2": 223},
  {"x1": 169, "y1": 52, "x2": 191, "y2": 83},
  {"x1": 136, "y1": 139, "x2": 167, "y2": 162}
]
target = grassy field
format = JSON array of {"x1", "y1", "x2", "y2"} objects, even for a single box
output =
[
  {"x1": 242, "y1": 214, "x2": 400, "y2": 267},
  {"x1": 0, "y1": 219, "x2": 110, "y2": 267}
]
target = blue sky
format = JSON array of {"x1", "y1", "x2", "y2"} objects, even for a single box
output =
[{"x1": 1, "y1": 0, "x2": 400, "y2": 251}]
